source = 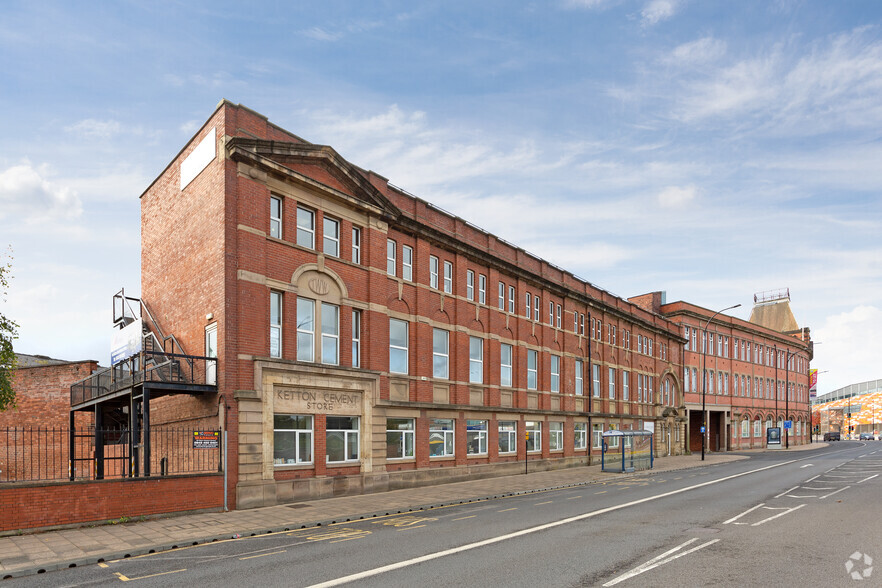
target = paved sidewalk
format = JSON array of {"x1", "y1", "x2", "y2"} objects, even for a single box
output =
[{"x1": 0, "y1": 444, "x2": 824, "y2": 579}]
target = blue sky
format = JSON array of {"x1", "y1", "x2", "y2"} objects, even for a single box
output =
[{"x1": 2, "y1": 0, "x2": 881, "y2": 396}]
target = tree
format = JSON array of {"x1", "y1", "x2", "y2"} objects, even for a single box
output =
[{"x1": 0, "y1": 247, "x2": 18, "y2": 411}]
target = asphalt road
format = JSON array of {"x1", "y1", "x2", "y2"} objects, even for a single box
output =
[{"x1": 12, "y1": 442, "x2": 880, "y2": 587}]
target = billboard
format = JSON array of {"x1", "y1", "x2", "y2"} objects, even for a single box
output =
[
  {"x1": 111, "y1": 318, "x2": 142, "y2": 365},
  {"x1": 809, "y1": 368, "x2": 818, "y2": 398}
]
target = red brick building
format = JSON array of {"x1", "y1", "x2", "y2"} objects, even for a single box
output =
[
  {"x1": 1, "y1": 354, "x2": 97, "y2": 482},
  {"x1": 139, "y1": 101, "x2": 690, "y2": 509},
  {"x1": 2, "y1": 354, "x2": 97, "y2": 429},
  {"x1": 630, "y1": 290, "x2": 813, "y2": 452}
]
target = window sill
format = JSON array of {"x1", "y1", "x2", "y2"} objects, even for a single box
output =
[
  {"x1": 326, "y1": 461, "x2": 360, "y2": 467},
  {"x1": 386, "y1": 457, "x2": 415, "y2": 462},
  {"x1": 429, "y1": 455, "x2": 455, "y2": 461},
  {"x1": 273, "y1": 462, "x2": 314, "y2": 469}
]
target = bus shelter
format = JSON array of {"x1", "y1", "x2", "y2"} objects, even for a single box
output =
[{"x1": 601, "y1": 430, "x2": 654, "y2": 473}]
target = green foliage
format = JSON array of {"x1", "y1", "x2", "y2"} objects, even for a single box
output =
[{"x1": 0, "y1": 247, "x2": 18, "y2": 411}]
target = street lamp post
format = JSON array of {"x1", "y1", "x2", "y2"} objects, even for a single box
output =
[{"x1": 701, "y1": 303, "x2": 741, "y2": 461}]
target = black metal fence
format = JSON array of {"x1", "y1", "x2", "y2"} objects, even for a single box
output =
[{"x1": 0, "y1": 427, "x2": 222, "y2": 483}]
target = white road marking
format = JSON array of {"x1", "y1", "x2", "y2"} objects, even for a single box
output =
[
  {"x1": 805, "y1": 475, "x2": 820, "y2": 482},
  {"x1": 602, "y1": 538, "x2": 720, "y2": 587},
  {"x1": 800, "y1": 464, "x2": 814, "y2": 468},
  {"x1": 305, "y1": 459, "x2": 798, "y2": 587},
  {"x1": 723, "y1": 503, "x2": 765, "y2": 525},
  {"x1": 858, "y1": 474, "x2": 879, "y2": 484},
  {"x1": 751, "y1": 504, "x2": 806, "y2": 527},
  {"x1": 820, "y1": 486, "x2": 851, "y2": 499},
  {"x1": 774, "y1": 486, "x2": 799, "y2": 498}
]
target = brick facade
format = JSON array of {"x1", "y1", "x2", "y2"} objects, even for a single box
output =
[
  {"x1": 631, "y1": 294, "x2": 812, "y2": 452},
  {"x1": 140, "y1": 101, "x2": 691, "y2": 509},
  {"x1": 0, "y1": 474, "x2": 223, "y2": 532},
  {"x1": 2, "y1": 356, "x2": 98, "y2": 429}
]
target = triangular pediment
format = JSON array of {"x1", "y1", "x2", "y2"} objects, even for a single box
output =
[{"x1": 227, "y1": 138, "x2": 399, "y2": 217}]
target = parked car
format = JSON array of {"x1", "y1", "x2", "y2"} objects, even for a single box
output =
[
  {"x1": 859, "y1": 432, "x2": 876, "y2": 441},
  {"x1": 824, "y1": 431, "x2": 841, "y2": 441}
]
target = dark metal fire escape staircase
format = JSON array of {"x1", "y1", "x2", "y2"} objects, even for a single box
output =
[{"x1": 68, "y1": 289, "x2": 217, "y2": 479}]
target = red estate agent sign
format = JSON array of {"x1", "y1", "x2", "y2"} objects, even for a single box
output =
[{"x1": 193, "y1": 431, "x2": 220, "y2": 449}]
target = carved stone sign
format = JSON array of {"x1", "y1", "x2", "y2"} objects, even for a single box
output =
[
  {"x1": 308, "y1": 278, "x2": 330, "y2": 295},
  {"x1": 275, "y1": 388, "x2": 362, "y2": 415}
]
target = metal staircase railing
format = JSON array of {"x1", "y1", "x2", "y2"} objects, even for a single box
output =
[{"x1": 70, "y1": 290, "x2": 216, "y2": 408}]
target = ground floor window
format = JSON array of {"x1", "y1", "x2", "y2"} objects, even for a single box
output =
[
  {"x1": 273, "y1": 414, "x2": 313, "y2": 465},
  {"x1": 754, "y1": 419, "x2": 761, "y2": 437},
  {"x1": 574, "y1": 422, "x2": 587, "y2": 450},
  {"x1": 741, "y1": 419, "x2": 750, "y2": 438},
  {"x1": 430, "y1": 418, "x2": 455, "y2": 457},
  {"x1": 467, "y1": 420, "x2": 488, "y2": 455},
  {"x1": 608, "y1": 426, "x2": 619, "y2": 448},
  {"x1": 592, "y1": 424, "x2": 603, "y2": 449},
  {"x1": 526, "y1": 421, "x2": 542, "y2": 452},
  {"x1": 386, "y1": 418, "x2": 414, "y2": 459},
  {"x1": 549, "y1": 422, "x2": 563, "y2": 451},
  {"x1": 326, "y1": 416, "x2": 359, "y2": 463},
  {"x1": 498, "y1": 421, "x2": 517, "y2": 454}
]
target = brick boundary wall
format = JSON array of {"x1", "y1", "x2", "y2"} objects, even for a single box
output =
[{"x1": 0, "y1": 474, "x2": 223, "y2": 533}]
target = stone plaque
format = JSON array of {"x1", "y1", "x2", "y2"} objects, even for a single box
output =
[{"x1": 275, "y1": 387, "x2": 362, "y2": 415}]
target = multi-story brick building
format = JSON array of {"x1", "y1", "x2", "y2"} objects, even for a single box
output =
[
  {"x1": 630, "y1": 290, "x2": 813, "y2": 452},
  {"x1": 138, "y1": 101, "x2": 691, "y2": 509}
]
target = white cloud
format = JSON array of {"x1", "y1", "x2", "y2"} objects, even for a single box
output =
[
  {"x1": 306, "y1": 105, "x2": 550, "y2": 192},
  {"x1": 641, "y1": 0, "x2": 679, "y2": 27},
  {"x1": 664, "y1": 37, "x2": 727, "y2": 66},
  {"x1": 562, "y1": 0, "x2": 619, "y2": 9},
  {"x1": 813, "y1": 306, "x2": 882, "y2": 394},
  {"x1": 657, "y1": 184, "x2": 698, "y2": 207},
  {"x1": 301, "y1": 19, "x2": 384, "y2": 42},
  {"x1": 179, "y1": 120, "x2": 201, "y2": 134},
  {"x1": 64, "y1": 119, "x2": 122, "y2": 139},
  {"x1": 672, "y1": 28, "x2": 882, "y2": 134},
  {"x1": 302, "y1": 27, "x2": 343, "y2": 42},
  {"x1": 0, "y1": 163, "x2": 82, "y2": 221}
]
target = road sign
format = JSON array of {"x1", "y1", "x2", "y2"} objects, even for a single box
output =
[
  {"x1": 784, "y1": 420, "x2": 792, "y2": 430},
  {"x1": 700, "y1": 426, "x2": 706, "y2": 433}
]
